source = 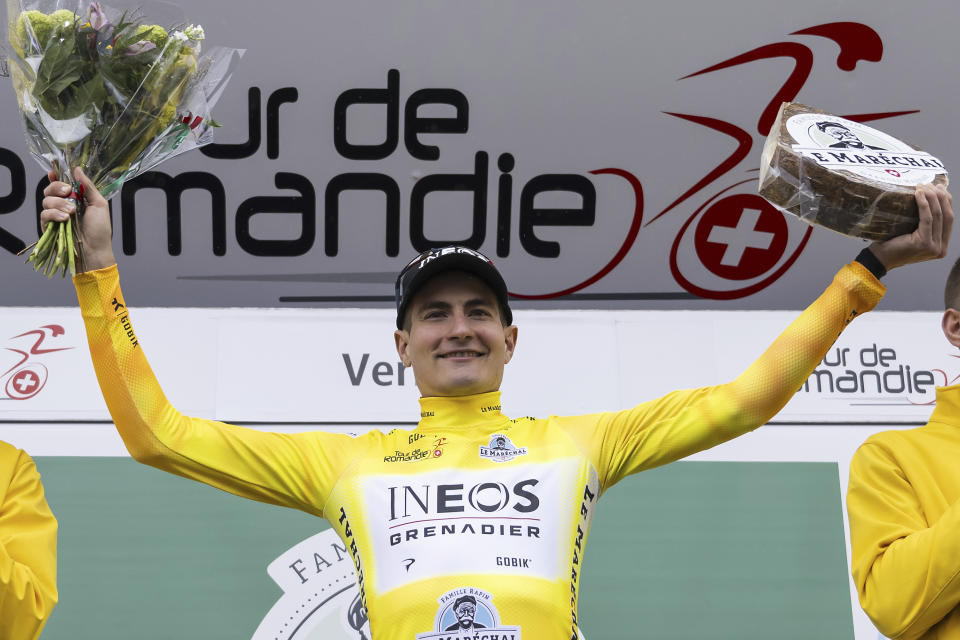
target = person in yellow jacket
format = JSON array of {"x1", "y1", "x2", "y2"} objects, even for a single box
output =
[
  {"x1": 0, "y1": 440, "x2": 57, "y2": 640},
  {"x1": 848, "y1": 245, "x2": 960, "y2": 640},
  {"x1": 39, "y1": 168, "x2": 951, "y2": 640}
]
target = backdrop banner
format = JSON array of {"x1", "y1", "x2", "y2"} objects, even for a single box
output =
[
  {"x1": 0, "y1": 0, "x2": 956, "y2": 311},
  {"x1": 1, "y1": 306, "x2": 950, "y2": 424}
]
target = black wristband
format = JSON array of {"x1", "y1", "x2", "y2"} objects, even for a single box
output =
[{"x1": 855, "y1": 247, "x2": 887, "y2": 280}]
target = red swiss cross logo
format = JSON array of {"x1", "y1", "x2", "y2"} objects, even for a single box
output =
[
  {"x1": 693, "y1": 194, "x2": 789, "y2": 281},
  {"x1": 5, "y1": 365, "x2": 48, "y2": 400}
]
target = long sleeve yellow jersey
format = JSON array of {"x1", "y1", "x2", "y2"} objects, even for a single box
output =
[
  {"x1": 0, "y1": 441, "x2": 58, "y2": 640},
  {"x1": 848, "y1": 384, "x2": 960, "y2": 640},
  {"x1": 75, "y1": 262, "x2": 883, "y2": 640}
]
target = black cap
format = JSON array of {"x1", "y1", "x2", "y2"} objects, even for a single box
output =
[{"x1": 395, "y1": 246, "x2": 512, "y2": 329}]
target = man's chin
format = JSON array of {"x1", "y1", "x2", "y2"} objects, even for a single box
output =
[{"x1": 447, "y1": 383, "x2": 487, "y2": 397}]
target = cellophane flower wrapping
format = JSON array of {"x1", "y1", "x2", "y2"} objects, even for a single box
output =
[{"x1": 6, "y1": 0, "x2": 242, "y2": 275}]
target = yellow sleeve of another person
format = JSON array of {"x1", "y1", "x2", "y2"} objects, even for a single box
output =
[
  {"x1": 0, "y1": 443, "x2": 58, "y2": 640},
  {"x1": 848, "y1": 428, "x2": 960, "y2": 640}
]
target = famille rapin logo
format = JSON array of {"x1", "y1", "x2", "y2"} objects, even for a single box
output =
[
  {"x1": 415, "y1": 587, "x2": 521, "y2": 640},
  {"x1": 252, "y1": 529, "x2": 370, "y2": 640}
]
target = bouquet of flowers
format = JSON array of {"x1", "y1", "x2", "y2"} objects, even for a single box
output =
[{"x1": 6, "y1": 0, "x2": 242, "y2": 276}]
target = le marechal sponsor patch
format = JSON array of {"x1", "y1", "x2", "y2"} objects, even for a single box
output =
[
  {"x1": 479, "y1": 434, "x2": 527, "y2": 463},
  {"x1": 416, "y1": 587, "x2": 520, "y2": 640}
]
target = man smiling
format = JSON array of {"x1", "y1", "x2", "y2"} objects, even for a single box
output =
[
  {"x1": 394, "y1": 250, "x2": 517, "y2": 399},
  {"x1": 40, "y1": 168, "x2": 952, "y2": 639}
]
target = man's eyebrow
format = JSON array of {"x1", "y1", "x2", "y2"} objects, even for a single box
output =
[
  {"x1": 417, "y1": 297, "x2": 495, "y2": 312},
  {"x1": 463, "y1": 297, "x2": 496, "y2": 308},
  {"x1": 417, "y1": 300, "x2": 453, "y2": 313}
]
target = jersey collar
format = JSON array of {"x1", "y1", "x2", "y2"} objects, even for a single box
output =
[
  {"x1": 418, "y1": 391, "x2": 506, "y2": 430},
  {"x1": 931, "y1": 383, "x2": 960, "y2": 426}
]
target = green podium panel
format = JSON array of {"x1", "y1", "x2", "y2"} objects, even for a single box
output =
[
  {"x1": 35, "y1": 458, "x2": 321, "y2": 639},
  {"x1": 578, "y1": 461, "x2": 854, "y2": 639},
  {"x1": 34, "y1": 458, "x2": 853, "y2": 639}
]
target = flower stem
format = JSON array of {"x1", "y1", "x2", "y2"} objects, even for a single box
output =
[{"x1": 66, "y1": 219, "x2": 75, "y2": 277}]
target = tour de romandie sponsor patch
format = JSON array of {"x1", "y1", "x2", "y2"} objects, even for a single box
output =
[
  {"x1": 415, "y1": 587, "x2": 521, "y2": 640},
  {"x1": 479, "y1": 434, "x2": 527, "y2": 463}
]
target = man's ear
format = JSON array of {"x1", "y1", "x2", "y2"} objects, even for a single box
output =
[
  {"x1": 942, "y1": 309, "x2": 960, "y2": 349},
  {"x1": 502, "y1": 325, "x2": 518, "y2": 364},
  {"x1": 395, "y1": 329, "x2": 412, "y2": 368}
]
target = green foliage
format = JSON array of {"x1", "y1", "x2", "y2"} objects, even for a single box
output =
[
  {"x1": 32, "y1": 24, "x2": 106, "y2": 119},
  {"x1": 47, "y1": 9, "x2": 77, "y2": 39},
  {"x1": 12, "y1": 9, "x2": 77, "y2": 55},
  {"x1": 134, "y1": 24, "x2": 168, "y2": 48},
  {"x1": 13, "y1": 10, "x2": 45, "y2": 53},
  {"x1": 12, "y1": 7, "x2": 219, "y2": 277},
  {"x1": 17, "y1": 8, "x2": 194, "y2": 179}
]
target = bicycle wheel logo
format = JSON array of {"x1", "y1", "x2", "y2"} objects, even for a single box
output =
[{"x1": 5, "y1": 364, "x2": 48, "y2": 400}]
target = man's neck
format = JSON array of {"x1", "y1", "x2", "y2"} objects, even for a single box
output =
[{"x1": 417, "y1": 391, "x2": 506, "y2": 429}]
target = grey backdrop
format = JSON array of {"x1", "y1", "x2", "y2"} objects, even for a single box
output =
[{"x1": 1, "y1": 0, "x2": 955, "y2": 310}]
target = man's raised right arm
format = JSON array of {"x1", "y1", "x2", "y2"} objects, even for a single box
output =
[{"x1": 42, "y1": 170, "x2": 359, "y2": 516}]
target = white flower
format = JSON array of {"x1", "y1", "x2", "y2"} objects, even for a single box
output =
[
  {"x1": 183, "y1": 24, "x2": 205, "y2": 40},
  {"x1": 170, "y1": 30, "x2": 188, "y2": 42}
]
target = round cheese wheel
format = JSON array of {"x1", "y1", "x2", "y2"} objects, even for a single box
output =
[{"x1": 759, "y1": 102, "x2": 948, "y2": 241}]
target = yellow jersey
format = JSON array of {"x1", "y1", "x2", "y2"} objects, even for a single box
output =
[
  {"x1": 0, "y1": 441, "x2": 58, "y2": 640},
  {"x1": 75, "y1": 262, "x2": 883, "y2": 640},
  {"x1": 849, "y1": 384, "x2": 960, "y2": 640}
]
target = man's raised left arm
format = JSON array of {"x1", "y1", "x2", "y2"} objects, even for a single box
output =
[{"x1": 562, "y1": 185, "x2": 952, "y2": 487}]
